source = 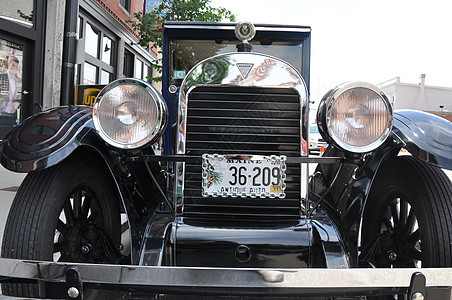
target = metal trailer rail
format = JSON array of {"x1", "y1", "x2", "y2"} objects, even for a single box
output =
[{"x1": 0, "y1": 258, "x2": 451, "y2": 299}]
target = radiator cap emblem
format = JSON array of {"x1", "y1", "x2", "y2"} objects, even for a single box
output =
[
  {"x1": 236, "y1": 63, "x2": 254, "y2": 79},
  {"x1": 235, "y1": 22, "x2": 256, "y2": 42}
]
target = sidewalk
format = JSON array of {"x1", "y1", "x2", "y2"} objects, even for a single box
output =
[{"x1": 0, "y1": 165, "x2": 26, "y2": 248}]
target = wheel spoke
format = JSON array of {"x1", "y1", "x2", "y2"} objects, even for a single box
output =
[
  {"x1": 405, "y1": 209, "x2": 416, "y2": 234},
  {"x1": 81, "y1": 193, "x2": 92, "y2": 220},
  {"x1": 390, "y1": 201, "x2": 399, "y2": 229},
  {"x1": 87, "y1": 210, "x2": 99, "y2": 224},
  {"x1": 63, "y1": 199, "x2": 75, "y2": 226},
  {"x1": 399, "y1": 199, "x2": 408, "y2": 229},
  {"x1": 410, "y1": 247, "x2": 422, "y2": 261},
  {"x1": 53, "y1": 241, "x2": 68, "y2": 253},
  {"x1": 383, "y1": 217, "x2": 393, "y2": 231},
  {"x1": 73, "y1": 189, "x2": 83, "y2": 220},
  {"x1": 56, "y1": 220, "x2": 69, "y2": 237},
  {"x1": 58, "y1": 252, "x2": 72, "y2": 262},
  {"x1": 408, "y1": 229, "x2": 420, "y2": 247}
]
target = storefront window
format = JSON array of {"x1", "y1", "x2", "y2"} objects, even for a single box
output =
[
  {"x1": 77, "y1": 13, "x2": 117, "y2": 86},
  {"x1": 123, "y1": 49, "x2": 134, "y2": 77},
  {"x1": 135, "y1": 58, "x2": 143, "y2": 80},
  {"x1": 133, "y1": 58, "x2": 152, "y2": 82},
  {"x1": 144, "y1": 64, "x2": 151, "y2": 82},
  {"x1": 102, "y1": 36, "x2": 113, "y2": 65},
  {"x1": 0, "y1": 1, "x2": 33, "y2": 28},
  {"x1": 0, "y1": 39, "x2": 23, "y2": 126},
  {"x1": 100, "y1": 70, "x2": 111, "y2": 84},
  {"x1": 85, "y1": 23, "x2": 100, "y2": 58},
  {"x1": 83, "y1": 62, "x2": 97, "y2": 85}
]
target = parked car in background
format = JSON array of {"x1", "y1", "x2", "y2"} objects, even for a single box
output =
[
  {"x1": 309, "y1": 124, "x2": 328, "y2": 155},
  {"x1": 0, "y1": 21, "x2": 451, "y2": 299}
]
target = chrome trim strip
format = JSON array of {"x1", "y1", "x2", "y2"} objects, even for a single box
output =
[
  {"x1": 164, "y1": 23, "x2": 312, "y2": 33},
  {"x1": 255, "y1": 26, "x2": 311, "y2": 33},
  {"x1": 165, "y1": 25, "x2": 237, "y2": 31},
  {"x1": 175, "y1": 52, "x2": 309, "y2": 207},
  {"x1": 0, "y1": 258, "x2": 451, "y2": 289}
]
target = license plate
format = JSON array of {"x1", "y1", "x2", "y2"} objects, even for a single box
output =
[{"x1": 202, "y1": 154, "x2": 287, "y2": 198}]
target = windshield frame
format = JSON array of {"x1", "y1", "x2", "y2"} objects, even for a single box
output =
[{"x1": 162, "y1": 22, "x2": 311, "y2": 92}]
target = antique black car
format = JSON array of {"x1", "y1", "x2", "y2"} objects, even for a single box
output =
[{"x1": 0, "y1": 21, "x2": 451, "y2": 299}]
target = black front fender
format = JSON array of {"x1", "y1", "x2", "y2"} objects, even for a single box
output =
[
  {"x1": 0, "y1": 105, "x2": 167, "y2": 264},
  {"x1": 0, "y1": 106, "x2": 94, "y2": 172},
  {"x1": 393, "y1": 109, "x2": 452, "y2": 170}
]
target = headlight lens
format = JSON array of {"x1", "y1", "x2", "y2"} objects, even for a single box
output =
[
  {"x1": 318, "y1": 82, "x2": 393, "y2": 153},
  {"x1": 93, "y1": 79, "x2": 167, "y2": 149}
]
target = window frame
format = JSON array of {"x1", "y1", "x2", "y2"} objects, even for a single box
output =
[
  {"x1": 133, "y1": 56, "x2": 152, "y2": 82},
  {"x1": 119, "y1": 0, "x2": 131, "y2": 13},
  {"x1": 0, "y1": 0, "x2": 46, "y2": 139},
  {"x1": 77, "y1": 12, "x2": 117, "y2": 85}
]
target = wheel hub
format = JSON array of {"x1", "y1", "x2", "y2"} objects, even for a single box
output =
[
  {"x1": 67, "y1": 220, "x2": 105, "y2": 263},
  {"x1": 388, "y1": 250, "x2": 397, "y2": 262},
  {"x1": 373, "y1": 228, "x2": 417, "y2": 267},
  {"x1": 80, "y1": 243, "x2": 92, "y2": 254}
]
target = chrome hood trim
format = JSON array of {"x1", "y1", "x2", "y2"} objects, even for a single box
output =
[
  {"x1": 177, "y1": 52, "x2": 309, "y2": 154},
  {"x1": 174, "y1": 53, "x2": 309, "y2": 207}
]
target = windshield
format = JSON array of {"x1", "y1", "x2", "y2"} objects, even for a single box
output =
[{"x1": 169, "y1": 39, "x2": 303, "y2": 85}]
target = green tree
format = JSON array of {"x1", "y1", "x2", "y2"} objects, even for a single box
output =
[{"x1": 127, "y1": 0, "x2": 236, "y2": 81}]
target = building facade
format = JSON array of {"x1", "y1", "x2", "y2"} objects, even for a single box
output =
[
  {"x1": 0, "y1": 0, "x2": 156, "y2": 139},
  {"x1": 379, "y1": 75, "x2": 452, "y2": 122}
]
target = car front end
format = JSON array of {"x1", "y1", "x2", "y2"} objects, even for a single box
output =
[{"x1": 0, "y1": 21, "x2": 451, "y2": 299}]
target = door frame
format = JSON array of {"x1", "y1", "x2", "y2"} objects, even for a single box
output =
[{"x1": 0, "y1": 0, "x2": 46, "y2": 139}]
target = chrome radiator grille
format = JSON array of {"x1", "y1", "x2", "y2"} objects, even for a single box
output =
[{"x1": 182, "y1": 86, "x2": 302, "y2": 221}]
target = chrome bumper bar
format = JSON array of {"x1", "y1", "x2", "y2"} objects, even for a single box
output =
[{"x1": 0, "y1": 258, "x2": 451, "y2": 298}]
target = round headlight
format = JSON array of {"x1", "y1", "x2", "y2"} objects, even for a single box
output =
[
  {"x1": 93, "y1": 78, "x2": 167, "y2": 149},
  {"x1": 317, "y1": 82, "x2": 393, "y2": 153}
]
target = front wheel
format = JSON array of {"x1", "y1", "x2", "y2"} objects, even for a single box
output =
[
  {"x1": 1, "y1": 153, "x2": 121, "y2": 297},
  {"x1": 361, "y1": 156, "x2": 452, "y2": 268}
]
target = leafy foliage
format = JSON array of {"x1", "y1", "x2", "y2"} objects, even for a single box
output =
[
  {"x1": 17, "y1": 10, "x2": 33, "y2": 22},
  {"x1": 127, "y1": 0, "x2": 235, "y2": 81}
]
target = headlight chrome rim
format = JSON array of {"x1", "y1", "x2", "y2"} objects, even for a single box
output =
[
  {"x1": 93, "y1": 78, "x2": 167, "y2": 149},
  {"x1": 319, "y1": 82, "x2": 393, "y2": 153}
]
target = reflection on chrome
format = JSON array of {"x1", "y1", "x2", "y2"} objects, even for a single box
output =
[
  {"x1": 117, "y1": 102, "x2": 136, "y2": 125},
  {"x1": 178, "y1": 52, "x2": 308, "y2": 154},
  {"x1": 175, "y1": 52, "x2": 309, "y2": 206}
]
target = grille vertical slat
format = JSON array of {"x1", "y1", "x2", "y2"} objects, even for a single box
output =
[{"x1": 183, "y1": 86, "x2": 302, "y2": 221}]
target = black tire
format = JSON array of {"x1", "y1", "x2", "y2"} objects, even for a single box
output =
[
  {"x1": 361, "y1": 156, "x2": 452, "y2": 269},
  {"x1": 1, "y1": 153, "x2": 121, "y2": 297}
]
